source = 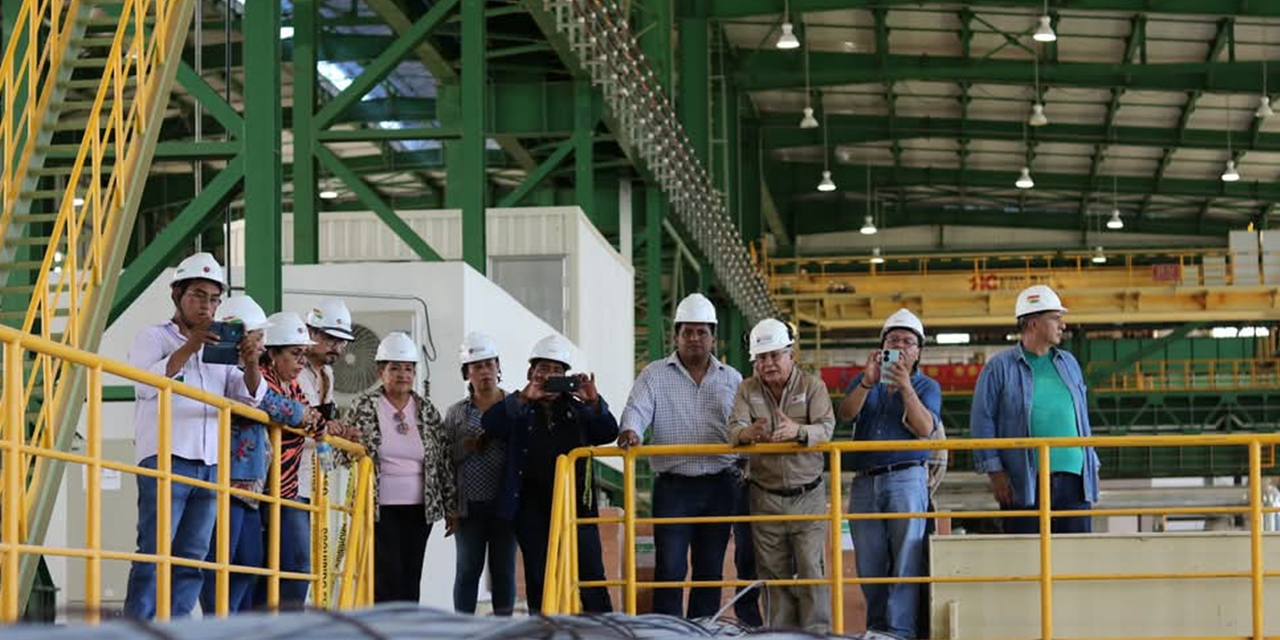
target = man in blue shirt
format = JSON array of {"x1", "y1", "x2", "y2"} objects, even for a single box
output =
[
  {"x1": 838, "y1": 309, "x2": 940, "y2": 639},
  {"x1": 617, "y1": 293, "x2": 744, "y2": 619},
  {"x1": 970, "y1": 284, "x2": 1101, "y2": 534}
]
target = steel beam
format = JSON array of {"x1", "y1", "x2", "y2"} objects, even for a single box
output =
[
  {"x1": 242, "y1": 0, "x2": 283, "y2": 312},
  {"x1": 646, "y1": 187, "x2": 665, "y2": 361},
  {"x1": 456, "y1": 0, "x2": 486, "y2": 273},
  {"x1": 704, "y1": 0, "x2": 1280, "y2": 19},
  {"x1": 175, "y1": 63, "x2": 243, "y2": 136},
  {"x1": 679, "y1": 10, "x2": 711, "y2": 164},
  {"x1": 735, "y1": 52, "x2": 1279, "y2": 93},
  {"x1": 574, "y1": 81, "x2": 596, "y2": 220},
  {"x1": 497, "y1": 137, "x2": 574, "y2": 207},
  {"x1": 292, "y1": 0, "x2": 319, "y2": 265},
  {"x1": 316, "y1": 145, "x2": 441, "y2": 261}
]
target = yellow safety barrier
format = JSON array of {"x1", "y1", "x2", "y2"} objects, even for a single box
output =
[
  {"x1": 543, "y1": 434, "x2": 1280, "y2": 639},
  {"x1": 1086, "y1": 358, "x2": 1280, "y2": 392},
  {"x1": 0, "y1": 325, "x2": 377, "y2": 622}
]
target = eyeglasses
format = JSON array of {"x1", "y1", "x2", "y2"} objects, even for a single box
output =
[
  {"x1": 884, "y1": 337, "x2": 919, "y2": 348},
  {"x1": 184, "y1": 291, "x2": 221, "y2": 305},
  {"x1": 394, "y1": 410, "x2": 408, "y2": 435}
]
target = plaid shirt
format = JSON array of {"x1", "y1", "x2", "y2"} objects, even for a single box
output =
[
  {"x1": 443, "y1": 394, "x2": 507, "y2": 517},
  {"x1": 619, "y1": 352, "x2": 743, "y2": 476}
]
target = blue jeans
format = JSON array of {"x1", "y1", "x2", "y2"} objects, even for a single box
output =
[
  {"x1": 453, "y1": 500, "x2": 518, "y2": 615},
  {"x1": 124, "y1": 455, "x2": 219, "y2": 619},
  {"x1": 651, "y1": 470, "x2": 734, "y2": 618},
  {"x1": 515, "y1": 493, "x2": 612, "y2": 614},
  {"x1": 255, "y1": 497, "x2": 312, "y2": 608},
  {"x1": 850, "y1": 463, "x2": 929, "y2": 639},
  {"x1": 1003, "y1": 471, "x2": 1093, "y2": 534},
  {"x1": 199, "y1": 499, "x2": 263, "y2": 613},
  {"x1": 732, "y1": 469, "x2": 762, "y2": 627}
]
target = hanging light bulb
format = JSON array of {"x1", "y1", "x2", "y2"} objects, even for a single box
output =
[
  {"x1": 799, "y1": 106, "x2": 819, "y2": 129},
  {"x1": 869, "y1": 247, "x2": 885, "y2": 265},
  {"x1": 1222, "y1": 159, "x2": 1241, "y2": 183},
  {"x1": 1107, "y1": 208, "x2": 1124, "y2": 230},
  {"x1": 1029, "y1": 102, "x2": 1048, "y2": 127},
  {"x1": 1016, "y1": 167, "x2": 1035, "y2": 189},
  {"x1": 1033, "y1": 15, "x2": 1057, "y2": 42},
  {"x1": 319, "y1": 189, "x2": 339, "y2": 199},
  {"x1": 817, "y1": 170, "x2": 836, "y2": 192},
  {"x1": 860, "y1": 215, "x2": 878, "y2": 235},
  {"x1": 1091, "y1": 246, "x2": 1107, "y2": 264},
  {"x1": 1257, "y1": 96, "x2": 1274, "y2": 119},
  {"x1": 776, "y1": 22, "x2": 801, "y2": 50}
]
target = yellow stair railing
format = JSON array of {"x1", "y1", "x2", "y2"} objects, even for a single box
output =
[
  {"x1": 0, "y1": 326, "x2": 377, "y2": 622},
  {"x1": 0, "y1": 0, "x2": 199, "y2": 611}
]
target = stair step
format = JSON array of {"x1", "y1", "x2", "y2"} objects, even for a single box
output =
[
  {"x1": 9, "y1": 237, "x2": 58, "y2": 247},
  {"x1": 0, "y1": 307, "x2": 69, "y2": 320},
  {"x1": 69, "y1": 36, "x2": 124, "y2": 48},
  {"x1": 67, "y1": 57, "x2": 110, "y2": 68},
  {"x1": 84, "y1": 16, "x2": 152, "y2": 27},
  {"x1": 28, "y1": 166, "x2": 76, "y2": 177},
  {"x1": 62, "y1": 100, "x2": 117, "y2": 111},
  {"x1": 11, "y1": 214, "x2": 59, "y2": 224},
  {"x1": 18, "y1": 190, "x2": 65, "y2": 200},
  {"x1": 0, "y1": 285, "x2": 36, "y2": 296},
  {"x1": 4, "y1": 260, "x2": 55, "y2": 271},
  {"x1": 46, "y1": 117, "x2": 115, "y2": 132},
  {"x1": 58, "y1": 76, "x2": 135, "y2": 90}
]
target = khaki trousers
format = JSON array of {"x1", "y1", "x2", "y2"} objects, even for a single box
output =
[{"x1": 749, "y1": 478, "x2": 830, "y2": 633}]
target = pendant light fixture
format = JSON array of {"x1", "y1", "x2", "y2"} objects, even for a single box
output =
[
  {"x1": 1029, "y1": 56, "x2": 1048, "y2": 126},
  {"x1": 800, "y1": 48, "x2": 818, "y2": 128},
  {"x1": 860, "y1": 163, "x2": 877, "y2": 234},
  {"x1": 777, "y1": 0, "x2": 801, "y2": 50},
  {"x1": 816, "y1": 108, "x2": 836, "y2": 191},
  {"x1": 1016, "y1": 167, "x2": 1035, "y2": 189},
  {"x1": 1091, "y1": 246, "x2": 1107, "y2": 264},
  {"x1": 1106, "y1": 174, "x2": 1124, "y2": 229},
  {"x1": 1223, "y1": 96, "x2": 1242, "y2": 182},
  {"x1": 1259, "y1": 58, "x2": 1274, "y2": 119},
  {"x1": 870, "y1": 247, "x2": 885, "y2": 265},
  {"x1": 1033, "y1": 0, "x2": 1056, "y2": 44}
]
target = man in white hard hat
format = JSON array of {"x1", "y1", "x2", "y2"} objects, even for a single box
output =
[
  {"x1": 729, "y1": 319, "x2": 835, "y2": 633},
  {"x1": 481, "y1": 334, "x2": 617, "y2": 613},
  {"x1": 836, "y1": 308, "x2": 941, "y2": 639},
  {"x1": 125, "y1": 252, "x2": 267, "y2": 620},
  {"x1": 971, "y1": 284, "x2": 1101, "y2": 534},
  {"x1": 617, "y1": 293, "x2": 743, "y2": 619},
  {"x1": 296, "y1": 299, "x2": 356, "y2": 515}
]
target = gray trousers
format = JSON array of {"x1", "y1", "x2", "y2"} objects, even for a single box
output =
[{"x1": 749, "y1": 478, "x2": 831, "y2": 633}]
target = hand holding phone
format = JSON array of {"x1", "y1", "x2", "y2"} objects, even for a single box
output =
[
  {"x1": 542, "y1": 376, "x2": 580, "y2": 394},
  {"x1": 880, "y1": 348, "x2": 902, "y2": 385},
  {"x1": 201, "y1": 321, "x2": 246, "y2": 365}
]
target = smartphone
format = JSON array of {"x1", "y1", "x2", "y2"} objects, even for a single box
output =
[
  {"x1": 316, "y1": 402, "x2": 337, "y2": 421},
  {"x1": 880, "y1": 348, "x2": 901, "y2": 384},
  {"x1": 543, "y1": 376, "x2": 580, "y2": 393},
  {"x1": 201, "y1": 321, "x2": 245, "y2": 365}
]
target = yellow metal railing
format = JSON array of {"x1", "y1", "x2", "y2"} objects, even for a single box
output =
[
  {"x1": 0, "y1": 325, "x2": 377, "y2": 622},
  {"x1": 1087, "y1": 358, "x2": 1280, "y2": 392},
  {"x1": 0, "y1": 0, "x2": 196, "y2": 599},
  {"x1": 544, "y1": 434, "x2": 1280, "y2": 639}
]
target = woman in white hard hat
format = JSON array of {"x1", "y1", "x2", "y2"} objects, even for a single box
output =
[
  {"x1": 836, "y1": 308, "x2": 942, "y2": 639},
  {"x1": 443, "y1": 332, "x2": 516, "y2": 616},
  {"x1": 343, "y1": 332, "x2": 456, "y2": 603},
  {"x1": 196, "y1": 298, "x2": 321, "y2": 613},
  {"x1": 252, "y1": 312, "x2": 328, "y2": 609},
  {"x1": 480, "y1": 334, "x2": 618, "y2": 614},
  {"x1": 125, "y1": 253, "x2": 268, "y2": 620}
]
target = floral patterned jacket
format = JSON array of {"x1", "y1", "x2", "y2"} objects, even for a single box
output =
[{"x1": 342, "y1": 385, "x2": 456, "y2": 524}]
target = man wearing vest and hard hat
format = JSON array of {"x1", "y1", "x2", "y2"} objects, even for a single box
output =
[
  {"x1": 729, "y1": 319, "x2": 835, "y2": 633},
  {"x1": 617, "y1": 293, "x2": 743, "y2": 619},
  {"x1": 125, "y1": 253, "x2": 267, "y2": 619},
  {"x1": 971, "y1": 284, "x2": 1101, "y2": 534},
  {"x1": 837, "y1": 308, "x2": 941, "y2": 639}
]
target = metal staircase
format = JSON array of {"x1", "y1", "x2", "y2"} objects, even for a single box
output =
[{"x1": 0, "y1": 0, "x2": 197, "y2": 612}]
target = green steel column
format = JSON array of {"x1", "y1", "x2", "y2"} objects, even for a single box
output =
[
  {"x1": 677, "y1": 8, "x2": 710, "y2": 164},
  {"x1": 727, "y1": 307, "x2": 745, "y2": 372},
  {"x1": 291, "y1": 0, "x2": 319, "y2": 264},
  {"x1": 637, "y1": 0, "x2": 673, "y2": 89},
  {"x1": 740, "y1": 118, "x2": 763, "y2": 246},
  {"x1": 646, "y1": 186, "x2": 665, "y2": 361},
  {"x1": 449, "y1": 0, "x2": 487, "y2": 274},
  {"x1": 574, "y1": 81, "x2": 594, "y2": 220},
  {"x1": 242, "y1": 0, "x2": 283, "y2": 311}
]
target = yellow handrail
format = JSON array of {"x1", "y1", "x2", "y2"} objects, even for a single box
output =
[
  {"x1": 544, "y1": 436, "x2": 1277, "y2": 639},
  {"x1": 0, "y1": 325, "x2": 377, "y2": 622}
]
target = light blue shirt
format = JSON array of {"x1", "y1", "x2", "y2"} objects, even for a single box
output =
[
  {"x1": 619, "y1": 352, "x2": 742, "y2": 476},
  {"x1": 970, "y1": 345, "x2": 1101, "y2": 506}
]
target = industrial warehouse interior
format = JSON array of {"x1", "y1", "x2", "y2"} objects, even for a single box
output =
[{"x1": 3, "y1": 0, "x2": 1280, "y2": 638}]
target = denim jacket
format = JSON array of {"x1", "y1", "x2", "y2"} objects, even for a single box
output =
[
  {"x1": 228, "y1": 388, "x2": 308, "y2": 481},
  {"x1": 970, "y1": 345, "x2": 1101, "y2": 506}
]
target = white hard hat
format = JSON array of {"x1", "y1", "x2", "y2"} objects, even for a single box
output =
[
  {"x1": 216, "y1": 295, "x2": 272, "y2": 332},
  {"x1": 459, "y1": 331, "x2": 500, "y2": 365},
  {"x1": 881, "y1": 308, "x2": 925, "y2": 341},
  {"x1": 172, "y1": 252, "x2": 225, "y2": 290},
  {"x1": 529, "y1": 334, "x2": 574, "y2": 370},
  {"x1": 674, "y1": 293, "x2": 718, "y2": 325},
  {"x1": 1015, "y1": 284, "x2": 1068, "y2": 319},
  {"x1": 748, "y1": 318, "x2": 794, "y2": 360},
  {"x1": 304, "y1": 298, "x2": 355, "y2": 341},
  {"x1": 376, "y1": 331, "x2": 418, "y2": 363},
  {"x1": 264, "y1": 312, "x2": 316, "y2": 347}
]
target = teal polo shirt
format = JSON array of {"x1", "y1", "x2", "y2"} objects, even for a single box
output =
[{"x1": 1024, "y1": 348, "x2": 1084, "y2": 474}]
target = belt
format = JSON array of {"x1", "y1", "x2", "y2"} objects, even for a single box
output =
[
  {"x1": 656, "y1": 468, "x2": 734, "y2": 481},
  {"x1": 752, "y1": 476, "x2": 822, "y2": 498},
  {"x1": 859, "y1": 459, "x2": 925, "y2": 478}
]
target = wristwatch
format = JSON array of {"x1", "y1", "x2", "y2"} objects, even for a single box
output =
[{"x1": 795, "y1": 430, "x2": 806, "y2": 445}]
